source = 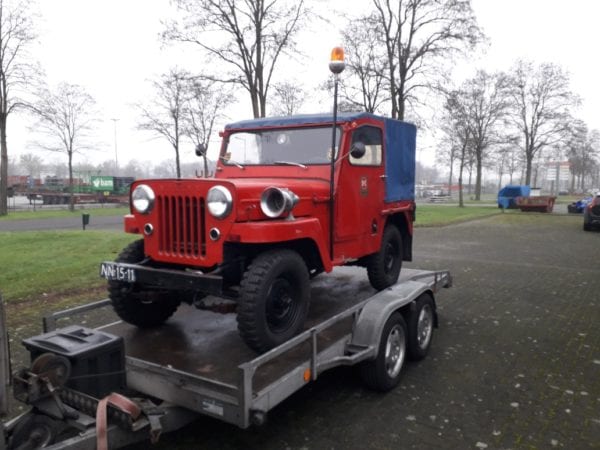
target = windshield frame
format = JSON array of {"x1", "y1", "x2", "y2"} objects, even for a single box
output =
[{"x1": 221, "y1": 125, "x2": 342, "y2": 167}]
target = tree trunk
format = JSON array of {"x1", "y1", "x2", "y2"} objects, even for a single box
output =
[
  {"x1": 68, "y1": 151, "x2": 74, "y2": 212},
  {"x1": 475, "y1": 150, "x2": 483, "y2": 200},
  {"x1": 0, "y1": 113, "x2": 7, "y2": 216},
  {"x1": 524, "y1": 152, "x2": 533, "y2": 185}
]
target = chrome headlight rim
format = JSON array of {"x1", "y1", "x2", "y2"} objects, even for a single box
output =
[
  {"x1": 207, "y1": 185, "x2": 233, "y2": 219},
  {"x1": 131, "y1": 184, "x2": 155, "y2": 215}
]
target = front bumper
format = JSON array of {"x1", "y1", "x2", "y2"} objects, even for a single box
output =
[{"x1": 99, "y1": 261, "x2": 223, "y2": 295}]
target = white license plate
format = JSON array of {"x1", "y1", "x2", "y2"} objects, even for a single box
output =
[{"x1": 100, "y1": 262, "x2": 137, "y2": 283}]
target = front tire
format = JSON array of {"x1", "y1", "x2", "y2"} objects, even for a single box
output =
[
  {"x1": 237, "y1": 249, "x2": 310, "y2": 353},
  {"x1": 360, "y1": 312, "x2": 407, "y2": 391},
  {"x1": 366, "y1": 225, "x2": 403, "y2": 290},
  {"x1": 108, "y1": 240, "x2": 180, "y2": 327}
]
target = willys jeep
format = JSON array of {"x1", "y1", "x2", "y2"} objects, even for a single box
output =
[{"x1": 100, "y1": 112, "x2": 417, "y2": 352}]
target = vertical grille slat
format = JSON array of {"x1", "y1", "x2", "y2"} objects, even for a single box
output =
[{"x1": 156, "y1": 193, "x2": 205, "y2": 260}]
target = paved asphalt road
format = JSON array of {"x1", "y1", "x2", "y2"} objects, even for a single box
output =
[
  {"x1": 121, "y1": 213, "x2": 597, "y2": 450},
  {"x1": 0, "y1": 214, "x2": 123, "y2": 232}
]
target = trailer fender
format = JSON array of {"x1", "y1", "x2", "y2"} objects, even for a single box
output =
[{"x1": 350, "y1": 281, "x2": 434, "y2": 354}]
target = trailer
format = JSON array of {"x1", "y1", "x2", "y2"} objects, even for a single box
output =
[
  {"x1": 0, "y1": 268, "x2": 451, "y2": 450},
  {"x1": 515, "y1": 195, "x2": 557, "y2": 213}
]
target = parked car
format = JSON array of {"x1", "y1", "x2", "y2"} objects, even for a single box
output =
[
  {"x1": 567, "y1": 196, "x2": 592, "y2": 214},
  {"x1": 583, "y1": 193, "x2": 600, "y2": 231}
]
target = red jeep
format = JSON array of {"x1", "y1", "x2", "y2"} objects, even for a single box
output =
[{"x1": 101, "y1": 112, "x2": 416, "y2": 352}]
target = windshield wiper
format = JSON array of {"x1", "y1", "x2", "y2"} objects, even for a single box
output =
[
  {"x1": 220, "y1": 157, "x2": 244, "y2": 169},
  {"x1": 274, "y1": 161, "x2": 307, "y2": 169}
]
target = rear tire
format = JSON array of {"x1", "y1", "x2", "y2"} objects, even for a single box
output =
[
  {"x1": 366, "y1": 225, "x2": 403, "y2": 290},
  {"x1": 108, "y1": 240, "x2": 180, "y2": 327},
  {"x1": 237, "y1": 249, "x2": 310, "y2": 353},
  {"x1": 360, "y1": 312, "x2": 407, "y2": 392},
  {"x1": 406, "y1": 293, "x2": 435, "y2": 361}
]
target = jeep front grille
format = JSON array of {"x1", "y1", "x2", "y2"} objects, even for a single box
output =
[{"x1": 157, "y1": 195, "x2": 206, "y2": 258}]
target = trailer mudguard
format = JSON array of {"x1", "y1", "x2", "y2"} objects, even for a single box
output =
[{"x1": 350, "y1": 280, "x2": 433, "y2": 352}]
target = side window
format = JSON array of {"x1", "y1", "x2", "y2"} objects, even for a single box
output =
[{"x1": 350, "y1": 126, "x2": 383, "y2": 166}]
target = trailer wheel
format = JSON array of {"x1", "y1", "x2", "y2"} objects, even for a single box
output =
[
  {"x1": 108, "y1": 240, "x2": 180, "y2": 327},
  {"x1": 360, "y1": 312, "x2": 407, "y2": 391},
  {"x1": 237, "y1": 249, "x2": 310, "y2": 353},
  {"x1": 366, "y1": 225, "x2": 403, "y2": 290},
  {"x1": 407, "y1": 293, "x2": 435, "y2": 361},
  {"x1": 10, "y1": 413, "x2": 60, "y2": 448}
]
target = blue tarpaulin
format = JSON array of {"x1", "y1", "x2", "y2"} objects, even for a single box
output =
[{"x1": 498, "y1": 185, "x2": 531, "y2": 209}]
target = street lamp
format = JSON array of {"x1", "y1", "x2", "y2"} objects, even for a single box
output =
[{"x1": 111, "y1": 118, "x2": 119, "y2": 175}]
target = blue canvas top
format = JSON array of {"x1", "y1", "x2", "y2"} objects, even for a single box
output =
[{"x1": 225, "y1": 112, "x2": 377, "y2": 130}]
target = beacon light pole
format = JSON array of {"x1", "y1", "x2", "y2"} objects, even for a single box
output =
[{"x1": 328, "y1": 47, "x2": 346, "y2": 260}]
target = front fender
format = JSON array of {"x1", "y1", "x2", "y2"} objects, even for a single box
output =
[{"x1": 229, "y1": 218, "x2": 332, "y2": 272}]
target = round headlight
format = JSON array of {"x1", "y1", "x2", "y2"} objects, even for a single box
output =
[
  {"x1": 207, "y1": 185, "x2": 233, "y2": 219},
  {"x1": 132, "y1": 184, "x2": 155, "y2": 214}
]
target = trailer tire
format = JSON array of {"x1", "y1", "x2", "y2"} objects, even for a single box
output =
[
  {"x1": 366, "y1": 225, "x2": 403, "y2": 290},
  {"x1": 407, "y1": 293, "x2": 435, "y2": 361},
  {"x1": 10, "y1": 413, "x2": 60, "y2": 448},
  {"x1": 108, "y1": 240, "x2": 180, "y2": 327},
  {"x1": 360, "y1": 312, "x2": 407, "y2": 391},
  {"x1": 237, "y1": 249, "x2": 310, "y2": 353}
]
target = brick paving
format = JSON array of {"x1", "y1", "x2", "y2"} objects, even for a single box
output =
[{"x1": 137, "y1": 213, "x2": 599, "y2": 450}]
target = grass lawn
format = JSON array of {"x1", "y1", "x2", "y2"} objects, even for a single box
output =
[
  {"x1": 415, "y1": 204, "x2": 505, "y2": 227},
  {"x1": 0, "y1": 230, "x2": 137, "y2": 303}
]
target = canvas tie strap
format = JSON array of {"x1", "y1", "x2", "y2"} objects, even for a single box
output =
[{"x1": 96, "y1": 392, "x2": 141, "y2": 450}]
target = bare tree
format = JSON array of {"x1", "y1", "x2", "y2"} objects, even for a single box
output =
[
  {"x1": 439, "y1": 88, "x2": 474, "y2": 207},
  {"x1": 18, "y1": 152, "x2": 43, "y2": 178},
  {"x1": 339, "y1": 15, "x2": 389, "y2": 113},
  {"x1": 269, "y1": 81, "x2": 305, "y2": 116},
  {"x1": 29, "y1": 82, "x2": 98, "y2": 211},
  {"x1": 138, "y1": 68, "x2": 189, "y2": 178},
  {"x1": 507, "y1": 60, "x2": 577, "y2": 185},
  {"x1": 368, "y1": 0, "x2": 483, "y2": 120},
  {"x1": 183, "y1": 77, "x2": 232, "y2": 177},
  {"x1": 565, "y1": 120, "x2": 599, "y2": 192},
  {"x1": 165, "y1": 0, "x2": 307, "y2": 118},
  {"x1": 461, "y1": 70, "x2": 509, "y2": 200},
  {"x1": 0, "y1": 0, "x2": 39, "y2": 216}
]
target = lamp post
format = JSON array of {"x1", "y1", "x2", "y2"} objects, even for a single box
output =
[
  {"x1": 111, "y1": 118, "x2": 119, "y2": 175},
  {"x1": 328, "y1": 47, "x2": 345, "y2": 260}
]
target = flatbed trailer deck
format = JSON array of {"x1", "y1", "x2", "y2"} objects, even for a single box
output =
[{"x1": 1, "y1": 267, "x2": 451, "y2": 449}]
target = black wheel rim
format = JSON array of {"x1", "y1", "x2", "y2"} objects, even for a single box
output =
[
  {"x1": 265, "y1": 278, "x2": 299, "y2": 333},
  {"x1": 384, "y1": 240, "x2": 398, "y2": 274}
]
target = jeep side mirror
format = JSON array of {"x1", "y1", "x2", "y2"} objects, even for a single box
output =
[
  {"x1": 195, "y1": 144, "x2": 207, "y2": 157},
  {"x1": 350, "y1": 142, "x2": 366, "y2": 159}
]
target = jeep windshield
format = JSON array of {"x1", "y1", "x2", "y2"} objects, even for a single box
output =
[{"x1": 223, "y1": 126, "x2": 341, "y2": 166}]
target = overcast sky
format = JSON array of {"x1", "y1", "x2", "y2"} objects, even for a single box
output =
[{"x1": 8, "y1": 0, "x2": 600, "y2": 172}]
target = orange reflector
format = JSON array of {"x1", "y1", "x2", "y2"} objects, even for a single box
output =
[
  {"x1": 303, "y1": 368, "x2": 311, "y2": 382},
  {"x1": 330, "y1": 47, "x2": 344, "y2": 63}
]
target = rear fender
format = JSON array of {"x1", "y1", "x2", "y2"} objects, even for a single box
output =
[{"x1": 351, "y1": 282, "x2": 435, "y2": 353}]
